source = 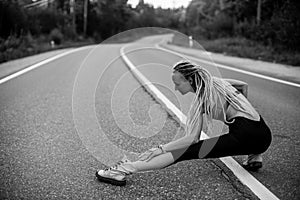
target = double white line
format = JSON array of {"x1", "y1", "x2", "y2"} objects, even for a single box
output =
[{"x1": 120, "y1": 44, "x2": 280, "y2": 200}]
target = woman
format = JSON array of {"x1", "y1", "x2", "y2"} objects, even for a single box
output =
[{"x1": 96, "y1": 60, "x2": 272, "y2": 186}]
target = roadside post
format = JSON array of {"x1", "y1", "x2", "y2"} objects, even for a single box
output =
[{"x1": 189, "y1": 36, "x2": 193, "y2": 48}]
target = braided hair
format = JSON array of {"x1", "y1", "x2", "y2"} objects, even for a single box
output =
[{"x1": 173, "y1": 60, "x2": 249, "y2": 137}]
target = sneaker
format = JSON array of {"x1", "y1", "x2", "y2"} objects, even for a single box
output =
[
  {"x1": 242, "y1": 154, "x2": 263, "y2": 171},
  {"x1": 96, "y1": 159, "x2": 132, "y2": 186}
]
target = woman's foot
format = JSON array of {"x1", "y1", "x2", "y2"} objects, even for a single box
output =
[
  {"x1": 96, "y1": 158, "x2": 135, "y2": 186},
  {"x1": 242, "y1": 154, "x2": 263, "y2": 171}
]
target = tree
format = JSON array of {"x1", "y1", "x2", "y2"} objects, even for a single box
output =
[
  {"x1": 0, "y1": 1, "x2": 28, "y2": 38},
  {"x1": 94, "y1": 0, "x2": 132, "y2": 38},
  {"x1": 257, "y1": 0, "x2": 261, "y2": 25}
]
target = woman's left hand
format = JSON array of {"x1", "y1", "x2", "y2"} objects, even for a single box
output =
[{"x1": 138, "y1": 147, "x2": 163, "y2": 162}]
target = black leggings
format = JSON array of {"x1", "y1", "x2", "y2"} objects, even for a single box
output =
[{"x1": 171, "y1": 116, "x2": 272, "y2": 163}]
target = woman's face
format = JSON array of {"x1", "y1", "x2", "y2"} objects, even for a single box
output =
[{"x1": 172, "y1": 71, "x2": 194, "y2": 95}]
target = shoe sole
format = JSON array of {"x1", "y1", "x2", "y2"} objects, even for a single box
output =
[
  {"x1": 95, "y1": 172, "x2": 126, "y2": 186},
  {"x1": 243, "y1": 161, "x2": 262, "y2": 172}
]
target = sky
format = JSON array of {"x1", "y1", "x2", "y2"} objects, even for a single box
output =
[{"x1": 127, "y1": 0, "x2": 191, "y2": 9}]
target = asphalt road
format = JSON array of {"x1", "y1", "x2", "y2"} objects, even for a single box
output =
[
  {"x1": 0, "y1": 35, "x2": 299, "y2": 200},
  {"x1": 123, "y1": 35, "x2": 300, "y2": 200},
  {"x1": 0, "y1": 43, "x2": 254, "y2": 199}
]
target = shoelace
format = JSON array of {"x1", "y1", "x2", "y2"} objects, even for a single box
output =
[{"x1": 105, "y1": 160, "x2": 127, "y2": 171}]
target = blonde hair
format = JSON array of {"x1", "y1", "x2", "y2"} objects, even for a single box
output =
[{"x1": 173, "y1": 60, "x2": 249, "y2": 136}]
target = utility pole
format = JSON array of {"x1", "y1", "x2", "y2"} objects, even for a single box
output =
[
  {"x1": 83, "y1": 0, "x2": 88, "y2": 37},
  {"x1": 70, "y1": 0, "x2": 76, "y2": 34},
  {"x1": 257, "y1": 0, "x2": 261, "y2": 25},
  {"x1": 219, "y1": 0, "x2": 224, "y2": 10}
]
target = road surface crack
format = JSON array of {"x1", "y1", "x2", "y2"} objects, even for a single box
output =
[{"x1": 211, "y1": 160, "x2": 257, "y2": 200}]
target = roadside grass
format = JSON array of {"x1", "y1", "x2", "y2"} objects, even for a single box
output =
[
  {"x1": 5, "y1": 29, "x2": 297, "y2": 67},
  {"x1": 0, "y1": 28, "x2": 173, "y2": 64},
  {"x1": 102, "y1": 27, "x2": 173, "y2": 44},
  {"x1": 0, "y1": 35, "x2": 94, "y2": 64},
  {"x1": 171, "y1": 34, "x2": 300, "y2": 66}
]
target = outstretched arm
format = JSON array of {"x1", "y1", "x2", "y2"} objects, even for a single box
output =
[
  {"x1": 162, "y1": 114, "x2": 204, "y2": 152},
  {"x1": 138, "y1": 114, "x2": 204, "y2": 162},
  {"x1": 224, "y1": 78, "x2": 248, "y2": 98}
]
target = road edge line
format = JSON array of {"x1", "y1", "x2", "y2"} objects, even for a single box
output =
[
  {"x1": 120, "y1": 44, "x2": 279, "y2": 200},
  {"x1": 0, "y1": 45, "x2": 94, "y2": 85},
  {"x1": 157, "y1": 44, "x2": 300, "y2": 88}
]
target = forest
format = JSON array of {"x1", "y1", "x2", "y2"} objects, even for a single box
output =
[{"x1": 1, "y1": 0, "x2": 299, "y2": 65}]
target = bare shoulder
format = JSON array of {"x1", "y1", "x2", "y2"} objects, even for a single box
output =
[
  {"x1": 223, "y1": 78, "x2": 248, "y2": 86},
  {"x1": 223, "y1": 78, "x2": 248, "y2": 98}
]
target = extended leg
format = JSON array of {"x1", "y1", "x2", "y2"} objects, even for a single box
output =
[
  {"x1": 96, "y1": 132, "x2": 256, "y2": 186},
  {"x1": 95, "y1": 152, "x2": 175, "y2": 186},
  {"x1": 128, "y1": 152, "x2": 175, "y2": 172},
  {"x1": 104, "y1": 132, "x2": 248, "y2": 176}
]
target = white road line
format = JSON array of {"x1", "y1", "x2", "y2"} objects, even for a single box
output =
[
  {"x1": 0, "y1": 46, "x2": 94, "y2": 85},
  {"x1": 120, "y1": 45, "x2": 187, "y2": 124},
  {"x1": 120, "y1": 44, "x2": 279, "y2": 200},
  {"x1": 156, "y1": 44, "x2": 300, "y2": 88}
]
